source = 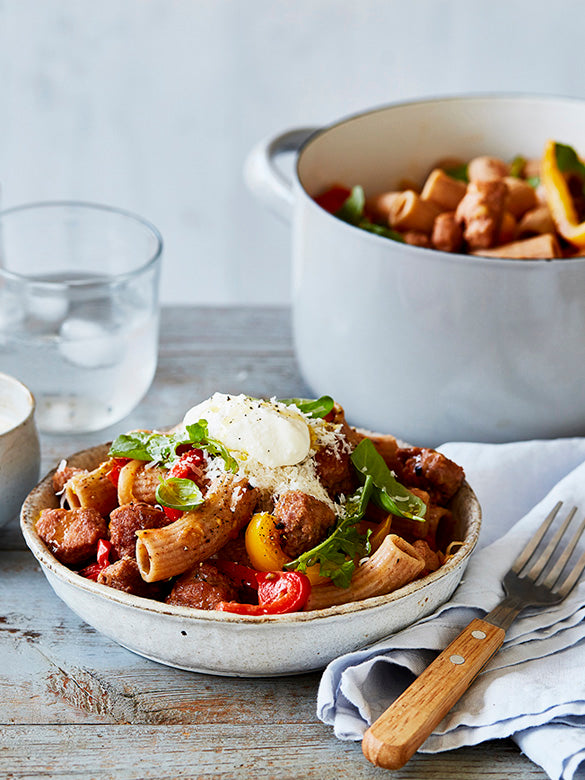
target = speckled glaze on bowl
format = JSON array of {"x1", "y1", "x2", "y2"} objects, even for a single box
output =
[{"x1": 20, "y1": 444, "x2": 481, "y2": 677}]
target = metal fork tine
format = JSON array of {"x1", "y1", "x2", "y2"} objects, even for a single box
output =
[
  {"x1": 555, "y1": 540, "x2": 585, "y2": 599},
  {"x1": 542, "y1": 512, "x2": 585, "y2": 589},
  {"x1": 511, "y1": 501, "x2": 562, "y2": 574},
  {"x1": 525, "y1": 505, "x2": 577, "y2": 581}
]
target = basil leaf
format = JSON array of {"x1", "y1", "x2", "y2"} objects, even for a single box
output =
[
  {"x1": 527, "y1": 175, "x2": 541, "y2": 189},
  {"x1": 280, "y1": 395, "x2": 335, "y2": 419},
  {"x1": 155, "y1": 477, "x2": 204, "y2": 511},
  {"x1": 109, "y1": 430, "x2": 184, "y2": 464},
  {"x1": 202, "y1": 437, "x2": 239, "y2": 473},
  {"x1": 350, "y1": 438, "x2": 426, "y2": 521},
  {"x1": 109, "y1": 420, "x2": 238, "y2": 473},
  {"x1": 108, "y1": 431, "x2": 154, "y2": 461},
  {"x1": 509, "y1": 155, "x2": 526, "y2": 178},
  {"x1": 335, "y1": 185, "x2": 365, "y2": 225},
  {"x1": 444, "y1": 163, "x2": 468, "y2": 183},
  {"x1": 285, "y1": 477, "x2": 373, "y2": 588},
  {"x1": 358, "y1": 220, "x2": 404, "y2": 242}
]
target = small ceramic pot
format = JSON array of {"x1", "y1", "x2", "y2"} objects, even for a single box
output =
[
  {"x1": 245, "y1": 95, "x2": 585, "y2": 445},
  {"x1": 0, "y1": 372, "x2": 40, "y2": 528}
]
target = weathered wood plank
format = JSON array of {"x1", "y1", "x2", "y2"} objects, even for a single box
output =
[
  {"x1": 0, "y1": 726, "x2": 547, "y2": 780},
  {"x1": 1, "y1": 552, "x2": 322, "y2": 726}
]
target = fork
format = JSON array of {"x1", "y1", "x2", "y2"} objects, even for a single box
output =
[{"x1": 362, "y1": 500, "x2": 585, "y2": 770}]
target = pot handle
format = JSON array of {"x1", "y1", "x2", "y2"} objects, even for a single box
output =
[{"x1": 244, "y1": 127, "x2": 318, "y2": 221}]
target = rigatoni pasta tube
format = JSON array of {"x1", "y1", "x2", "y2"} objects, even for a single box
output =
[
  {"x1": 117, "y1": 460, "x2": 166, "y2": 506},
  {"x1": 305, "y1": 534, "x2": 425, "y2": 611},
  {"x1": 421, "y1": 169, "x2": 466, "y2": 211},
  {"x1": 136, "y1": 477, "x2": 258, "y2": 582},
  {"x1": 503, "y1": 176, "x2": 537, "y2": 218},
  {"x1": 64, "y1": 462, "x2": 118, "y2": 516},
  {"x1": 388, "y1": 191, "x2": 440, "y2": 234},
  {"x1": 517, "y1": 206, "x2": 555, "y2": 237},
  {"x1": 471, "y1": 233, "x2": 561, "y2": 259}
]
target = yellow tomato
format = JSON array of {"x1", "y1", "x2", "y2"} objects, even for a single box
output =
[
  {"x1": 245, "y1": 511, "x2": 331, "y2": 585},
  {"x1": 245, "y1": 512, "x2": 290, "y2": 571}
]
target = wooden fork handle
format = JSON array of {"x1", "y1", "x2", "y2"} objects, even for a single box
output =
[{"x1": 361, "y1": 618, "x2": 505, "y2": 769}]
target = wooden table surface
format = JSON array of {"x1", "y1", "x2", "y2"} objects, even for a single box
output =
[{"x1": 1, "y1": 306, "x2": 548, "y2": 780}]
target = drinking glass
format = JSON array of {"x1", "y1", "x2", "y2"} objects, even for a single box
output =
[{"x1": 0, "y1": 201, "x2": 163, "y2": 434}]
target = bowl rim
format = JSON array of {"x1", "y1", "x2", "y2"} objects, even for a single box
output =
[
  {"x1": 293, "y1": 91, "x2": 585, "y2": 267},
  {"x1": 20, "y1": 442, "x2": 482, "y2": 625}
]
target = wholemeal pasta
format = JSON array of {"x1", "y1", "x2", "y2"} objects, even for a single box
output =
[
  {"x1": 35, "y1": 393, "x2": 466, "y2": 615},
  {"x1": 315, "y1": 141, "x2": 585, "y2": 259},
  {"x1": 305, "y1": 534, "x2": 425, "y2": 611}
]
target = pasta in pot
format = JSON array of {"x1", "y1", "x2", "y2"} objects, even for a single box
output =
[
  {"x1": 35, "y1": 393, "x2": 466, "y2": 615},
  {"x1": 314, "y1": 141, "x2": 585, "y2": 260}
]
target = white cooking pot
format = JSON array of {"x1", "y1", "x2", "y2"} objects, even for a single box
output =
[{"x1": 246, "y1": 95, "x2": 585, "y2": 445}]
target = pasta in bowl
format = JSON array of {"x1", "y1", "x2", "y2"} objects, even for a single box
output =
[{"x1": 20, "y1": 394, "x2": 481, "y2": 676}]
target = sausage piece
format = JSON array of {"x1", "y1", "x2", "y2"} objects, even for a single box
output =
[
  {"x1": 97, "y1": 557, "x2": 163, "y2": 599},
  {"x1": 165, "y1": 562, "x2": 237, "y2": 610},
  {"x1": 455, "y1": 180, "x2": 508, "y2": 249},
  {"x1": 391, "y1": 447, "x2": 465, "y2": 504},
  {"x1": 36, "y1": 508, "x2": 107, "y2": 566},
  {"x1": 274, "y1": 491, "x2": 336, "y2": 559},
  {"x1": 109, "y1": 503, "x2": 171, "y2": 559}
]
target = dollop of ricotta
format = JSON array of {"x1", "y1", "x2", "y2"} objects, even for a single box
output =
[{"x1": 183, "y1": 393, "x2": 311, "y2": 468}]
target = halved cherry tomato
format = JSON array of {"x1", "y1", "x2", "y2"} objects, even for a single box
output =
[
  {"x1": 169, "y1": 448, "x2": 205, "y2": 480},
  {"x1": 161, "y1": 448, "x2": 206, "y2": 521},
  {"x1": 217, "y1": 570, "x2": 311, "y2": 615}
]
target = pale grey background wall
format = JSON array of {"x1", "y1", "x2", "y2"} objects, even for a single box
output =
[{"x1": 0, "y1": 0, "x2": 583, "y2": 304}]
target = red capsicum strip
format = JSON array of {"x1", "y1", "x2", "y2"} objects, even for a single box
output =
[
  {"x1": 79, "y1": 538, "x2": 113, "y2": 581},
  {"x1": 107, "y1": 458, "x2": 130, "y2": 486},
  {"x1": 215, "y1": 563, "x2": 311, "y2": 615}
]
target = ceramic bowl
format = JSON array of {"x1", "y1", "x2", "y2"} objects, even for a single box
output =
[
  {"x1": 20, "y1": 443, "x2": 481, "y2": 677},
  {"x1": 0, "y1": 372, "x2": 40, "y2": 528},
  {"x1": 245, "y1": 94, "x2": 585, "y2": 446}
]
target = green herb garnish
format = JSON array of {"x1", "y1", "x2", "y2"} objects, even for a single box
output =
[
  {"x1": 350, "y1": 438, "x2": 426, "y2": 521},
  {"x1": 280, "y1": 395, "x2": 335, "y2": 419},
  {"x1": 335, "y1": 185, "x2": 366, "y2": 225},
  {"x1": 509, "y1": 155, "x2": 526, "y2": 178},
  {"x1": 444, "y1": 163, "x2": 469, "y2": 183},
  {"x1": 109, "y1": 420, "x2": 238, "y2": 473},
  {"x1": 334, "y1": 186, "x2": 404, "y2": 244},
  {"x1": 285, "y1": 477, "x2": 373, "y2": 588},
  {"x1": 358, "y1": 221, "x2": 404, "y2": 242},
  {"x1": 155, "y1": 477, "x2": 204, "y2": 512}
]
